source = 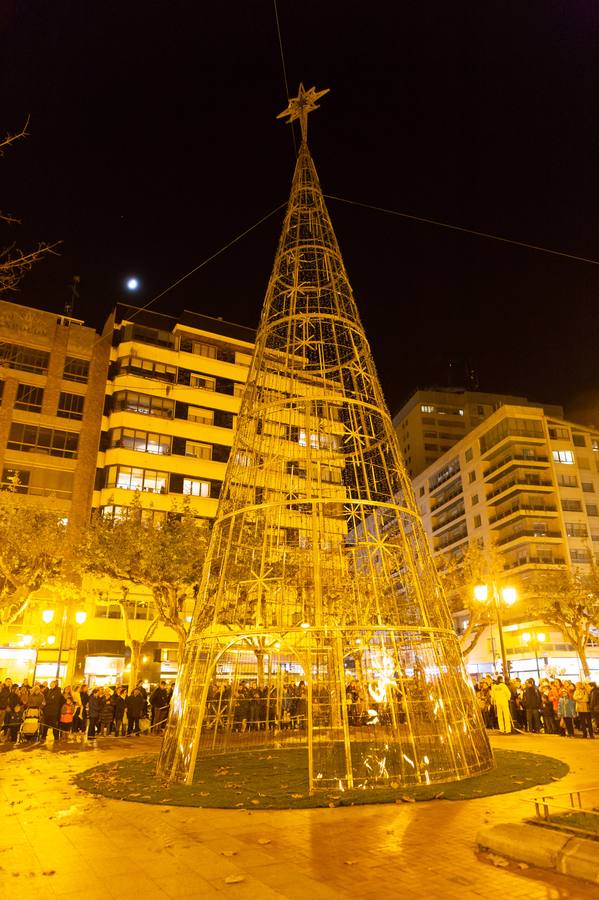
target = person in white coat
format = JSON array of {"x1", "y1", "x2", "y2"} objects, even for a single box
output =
[{"x1": 491, "y1": 676, "x2": 513, "y2": 734}]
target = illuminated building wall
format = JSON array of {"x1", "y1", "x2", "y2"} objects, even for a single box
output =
[
  {"x1": 412, "y1": 403, "x2": 599, "y2": 677},
  {"x1": 393, "y1": 388, "x2": 563, "y2": 478}
]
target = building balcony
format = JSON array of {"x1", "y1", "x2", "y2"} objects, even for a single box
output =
[
  {"x1": 484, "y1": 452, "x2": 549, "y2": 480},
  {"x1": 489, "y1": 503, "x2": 558, "y2": 525},
  {"x1": 495, "y1": 529, "x2": 562, "y2": 548},
  {"x1": 430, "y1": 480, "x2": 463, "y2": 512},
  {"x1": 431, "y1": 504, "x2": 466, "y2": 533},
  {"x1": 486, "y1": 478, "x2": 554, "y2": 504},
  {"x1": 503, "y1": 556, "x2": 565, "y2": 571},
  {"x1": 434, "y1": 524, "x2": 468, "y2": 552}
]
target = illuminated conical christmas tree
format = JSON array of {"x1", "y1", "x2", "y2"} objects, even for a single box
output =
[{"x1": 158, "y1": 86, "x2": 493, "y2": 790}]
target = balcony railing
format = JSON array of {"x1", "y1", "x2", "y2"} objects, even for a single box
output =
[
  {"x1": 487, "y1": 477, "x2": 553, "y2": 502},
  {"x1": 496, "y1": 529, "x2": 561, "y2": 547},
  {"x1": 430, "y1": 482, "x2": 463, "y2": 512},
  {"x1": 485, "y1": 452, "x2": 549, "y2": 478},
  {"x1": 489, "y1": 503, "x2": 557, "y2": 525},
  {"x1": 503, "y1": 556, "x2": 565, "y2": 570}
]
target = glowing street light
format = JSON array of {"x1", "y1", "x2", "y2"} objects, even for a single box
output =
[
  {"x1": 41, "y1": 605, "x2": 88, "y2": 682},
  {"x1": 474, "y1": 583, "x2": 518, "y2": 678},
  {"x1": 522, "y1": 630, "x2": 546, "y2": 680},
  {"x1": 126, "y1": 277, "x2": 140, "y2": 291}
]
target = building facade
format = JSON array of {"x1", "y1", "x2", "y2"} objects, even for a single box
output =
[
  {"x1": 412, "y1": 403, "x2": 599, "y2": 679},
  {"x1": 0, "y1": 300, "x2": 256, "y2": 687},
  {"x1": 393, "y1": 387, "x2": 563, "y2": 477}
]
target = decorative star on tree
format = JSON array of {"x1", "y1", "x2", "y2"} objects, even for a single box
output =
[{"x1": 277, "y1": 83, "x2": 330, "y2": 142}]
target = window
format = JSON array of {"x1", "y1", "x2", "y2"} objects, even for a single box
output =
[
  {"x1": 192, "y1": 341, "x2": 217, "y2": 358},
  {"x1": 471, "y1": 494, "x2": 479, "y2": 506},
  {"x1": 468, "y1": 471, "x2": 476, "y2": 484},
  {"x1": 465, "y1": 447, "x2": 473, "y2": 462},
  {"x1": 63, "y1": 356, "x2": 89, "y2": 383},
  {"x1": 558, "y1": 473, "x2": 577, "y2": 488},
  {"x1": 566, "y1": 523, "x2": 588, "y2": 538},
  {"x1": 549, "y1": 426, "x2": 570, "y2": 440},
  {"x1": 473, "y1": 515, "x2": 482, "y2": 528},
  {"x1": 582, "y1": 482, "x2": 595, "y2": 493},
  {"x1": 419, "y1": 486, "x2": 425, "y2": 497},
  {"x1": 117, "y1": 357, "x2": 176, "y2": 382},
  {"x1": 562, "y1": 498, "x2": 582, "y2": 512},
  {"x1": 190, "y1": 374, "x2": 216, "y2": 391},
  {"x1": 0, "y1": 342, "x2": 49, "y2": 375},
  {"x1": 2, "y1": 467, "x2": 29, "y2": 492},
  {"x1": 57, "y1": 391, "x2": 84, "y2": 420},
  {"x1": 299, "y1": 429, "x2": 321, "y2": 450},
  {"x1": 586, "y1": 504, "x2": 598, "y2": 517},
  {"x1": 571, "y1": 549, "x2": 591, "y2": 563},
  {"x1": 15, "y1": 383, "x2": 43, "y2": 412},
  {"x1": 421, "y1": 404, "x2": 434, "y2": 413},
  {"x1": 105, "y1": 466, "x2": 168, "y2": 493},
  {"x1": 553, "y1": 449, "x2": 574, "y2": 465},
  {"x1": 185, "y1": 441, "x2": 212, "y2": 460},
  {"x1": 7, "y1": 423, "x2": 78, "y2": 458},
  {"x1": 113, "y1": 391, "x2": 174, "y2": 419},
  {"x1": 592, "y1": 439, "x2": 599, "y2": 453},
  {"x1": 573, "y1": 434, "x2": 587, "y2": 447},
  {"x1": 183, "y1": 478, "x2": 210, "y2": 497},
  {"x1": 188, "y1": 406, "x2": 214, "y2": 424},
  {"x1": 110, "y1": 428, "x2": 171, "y2": 455},
  {"x1": 121, "y1": 323, "x2": 175, "y2": 349},
  {"x1": 424, "y1": 443, "x2": 438, "y2": 452}
]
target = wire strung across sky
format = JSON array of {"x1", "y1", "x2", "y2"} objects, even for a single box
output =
[
  {"x1": 324, "y1": 194, "x2": 599, "y2": 268},
  {"x1": 112, "y1": 191, "x2": 599, "y2": 341}
]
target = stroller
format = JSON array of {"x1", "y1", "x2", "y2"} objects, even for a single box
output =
[{"x1": 17, "y1": 707, "x2": 43, "y2": 744}]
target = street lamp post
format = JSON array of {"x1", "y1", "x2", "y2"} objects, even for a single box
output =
[
  {"x1": 41, "y1": 605, "x2": 87, "y2": 684},
  {"x1": 474, "y1": 583, "x2": 518, "y2": 679},
  {"x1": 521, "y1": 631, "x2": 546, "y2": 680}
]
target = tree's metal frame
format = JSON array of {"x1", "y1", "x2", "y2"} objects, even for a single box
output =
[{"x1": 157, "y1": 87, "x2": 493, "y2": 791}]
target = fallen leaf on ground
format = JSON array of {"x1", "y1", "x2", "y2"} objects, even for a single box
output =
[
  {"x1": 221, "y1": 851, "x2": 238, "y2": 857},
  {"x1": 42, "y1": 871, "x2": 56, "y2": 876},
  {"x1": 487, "y1": 854, "x2": 509, "y2": 868},
  {"x1": 257, "y1": 839, "x2": 271, "y2": 845},
  {"x1": 224, "y1": 875, "x2": 245, "y2": 884},
  {"x1": 401, "y1": 796, "x2": 415, "y2": 803}
]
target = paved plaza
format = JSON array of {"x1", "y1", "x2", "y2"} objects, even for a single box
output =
[{"x1": 1, "y1": 732, "x2": 598, "y2": 899}]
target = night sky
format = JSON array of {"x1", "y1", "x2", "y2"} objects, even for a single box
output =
[{"x1": 2, "y1": 2, "x2": 599, "y2": 418}]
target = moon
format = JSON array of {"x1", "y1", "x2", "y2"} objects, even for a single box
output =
[{"x1": 126, "y1": 277, "x2": 140, "y2": 291}]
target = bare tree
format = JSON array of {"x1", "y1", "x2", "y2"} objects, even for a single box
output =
[
  {"x1": 0, "y1": 484, "x2": 69, "y2": 624},
  {"x1": 529, "y1": 563, "x2": 599, "y2": 678},
  {"x1": 436, "y1": 540, "x2": 507, "y2": 656},
  {"x1": 80, "y1": 495, "x2": 209, "y2": 662},
  {"x1": 1, "y1": 119, "x2": 60, "y2": 294}
]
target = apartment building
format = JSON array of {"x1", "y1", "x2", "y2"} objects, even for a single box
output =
[
  {"x1": 0, "y1": 300, "x2": 256, "y2": 686},
  {"x1": 393, "y1": 387, "x2": 563, "y2": 477},
  {"x1": 0, "y1": 299, "x2": 109, "y2": 682},
  {"x1": 413, "y1": 403, "x2": 599, "y2": 678}
]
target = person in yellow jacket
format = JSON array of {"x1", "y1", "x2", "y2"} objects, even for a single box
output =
[
  {"x1": 573, "y1": 682, "x2": 594, "y2": 739},
  {"x1": 491, "y1": 676, "x2": 513, "y2": 734}
]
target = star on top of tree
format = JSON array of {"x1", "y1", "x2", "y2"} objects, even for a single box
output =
[{"x1": 277, "y1": 83, "x2": 330, "y2": 142}]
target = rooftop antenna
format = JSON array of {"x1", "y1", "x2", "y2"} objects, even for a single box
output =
[{"x1": 65, "y1": 275, "x2": 80, "y2": 317}]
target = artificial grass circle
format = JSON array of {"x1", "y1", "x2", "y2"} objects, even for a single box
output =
[{"x1": 73, "y1": 747, "x2": 568, "y2": 809}]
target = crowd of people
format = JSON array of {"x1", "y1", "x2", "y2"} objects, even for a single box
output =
[
  {"x1": 474, "y1": 675, "x2": 599, "y2": 736},
  {"x1": 0, "y1": 677, "x2": 173, "y2": 744}
]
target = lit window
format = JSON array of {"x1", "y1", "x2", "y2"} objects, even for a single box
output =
[
  {"x1": 552, "y1": 450, "x2": 574, "y2": 465},
  {"x1": 420, "y1": 405, "x2": 434, "y2": 413},
  {"x1": 183, "y1": 478, "x2": 210, "y2": 497}
]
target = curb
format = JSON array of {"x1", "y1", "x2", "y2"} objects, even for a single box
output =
[{"x1": 476, "y1": 823, "x2": 599, "y2": 884}]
